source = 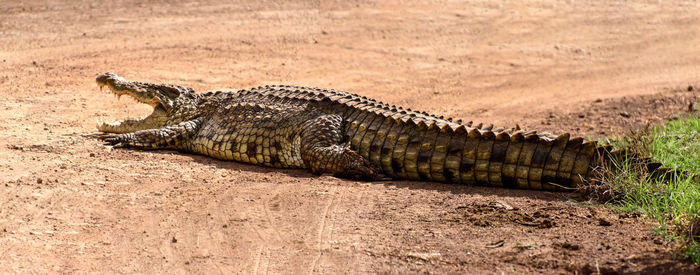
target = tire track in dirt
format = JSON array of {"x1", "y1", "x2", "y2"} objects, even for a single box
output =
[
  {"x1": 244, "y1": 189, "x2": 294, "y2": 274},
  {"x1": 262, "y1": 198, "x2": 283, "y2": 243},
  {"x1": 250, "y1": 194, "x2": 282, "y2": 274},
  {"x1": 252, "y1": 245, "x2": 270, "y2": 275},
  {"x1": 244, "y1": 207, "x2": 270, "y2": 275},
  {"x1": 309, "y1": 185, "x2": 347, "y2": 274}
]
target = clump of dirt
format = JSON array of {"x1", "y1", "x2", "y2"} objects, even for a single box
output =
[
  {"x1": 441, "y1": 202, "x2": 556, "y2": 229},
  {"x1": 571, "y1": 183, "x2": 624, "y2": 204}
]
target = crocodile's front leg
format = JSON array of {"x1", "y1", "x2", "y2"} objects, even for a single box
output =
[
  {"x1": 100, "y1": 119, "x2": 202, "y2": 149},
  {"x1": 300, "y1": 114, "x2": 386, "y2": 180}
]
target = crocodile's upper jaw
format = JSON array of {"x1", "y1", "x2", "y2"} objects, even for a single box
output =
[{"x1": 96, "y1": 72, "x2": 170, "y2": 133}]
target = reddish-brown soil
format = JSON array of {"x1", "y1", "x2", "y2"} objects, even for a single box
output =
[{"x1": 1, "y1": 1, "x2": 699, "y2": 273}]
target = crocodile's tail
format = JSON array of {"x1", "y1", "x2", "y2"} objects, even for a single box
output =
[
  {"x1": 430, "y1": 123, "x2": 599, "y2": 191},
  {"x1": 589, "y1": 144, "x2": 677, "y2": 184},
  {"x1": 347, "y1": 115, "x2": 601, "y2": 190},
  {"x1": 352, "y1": 116, "x2": 672, "y2": 190},
  {"x1": 340, "y1": 100, "x2": 673, "y2": 190}
]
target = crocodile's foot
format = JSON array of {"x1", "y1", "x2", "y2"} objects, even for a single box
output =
[
  {"x1": 87, "y1": 133, "x2": 129, "y2": 148},
  {"x1": 334, "y1": 148, "x2": 390, "y2": 181}
]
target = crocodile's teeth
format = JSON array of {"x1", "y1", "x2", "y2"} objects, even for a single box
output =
[{"x1": 96, "y1": 118, "x2": 105, "y2": 130}]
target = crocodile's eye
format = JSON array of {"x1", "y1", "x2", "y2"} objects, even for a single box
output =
[{"x1": 158, "y1": 85, "x2": 181, "y2": 98}]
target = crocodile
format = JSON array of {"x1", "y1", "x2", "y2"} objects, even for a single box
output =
[{"x1": 93, "y1": 72, "x2": 632, "y2": 190}]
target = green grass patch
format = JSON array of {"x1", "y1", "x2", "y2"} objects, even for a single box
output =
[{"x1": 602, "y1": 114, "x2": 699, "y2": 264}]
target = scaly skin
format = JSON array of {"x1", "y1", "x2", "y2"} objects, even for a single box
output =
[{"x1": 94, "y1": 72, "x2": 624, "y2": 190}]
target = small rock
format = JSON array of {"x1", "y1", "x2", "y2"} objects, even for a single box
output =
[
  {"x1": 406, "y1": 252, "x2": 441, "y2": 261},
  {"x1": 594, "y1": 98, "x2": 603, "y2": 103},
  {"x1": 89, "y1": 153, "x2": 95, "y2": 157},
  {"x1": 619, "y1": 112, "x2": 631, "y2": 118},
  {"x1": 560, "y1": 242, "x2": 581, "y2": 250},
  {"x1": 538, "y1": 219, "x2": 555, "y2": 228},
  {"x1": 598, "y1": 218, "x2": 612, "y2": 226},
  {"x1": 171, "y1": 237, "x2": 177, "y2": 243},
  {"x1": 490, "y1": 201, "x2": 514, "y2": 210},
  {"x1": 578, "y1": 114, "x2": 585, "y2": 118},
  {"x1": 36, "y1": 178, "x2": 43, "y2": 184},
  {"x1": 485, "y1": 240, "x2": 505, "y2": 248},
  {"x1": 688, "y1": 85, "x2": 694, "y2": 92}
]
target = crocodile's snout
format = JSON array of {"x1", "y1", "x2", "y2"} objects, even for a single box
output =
[{"x1": 96, "y1": 72, "x2": 122, "y2": 88}]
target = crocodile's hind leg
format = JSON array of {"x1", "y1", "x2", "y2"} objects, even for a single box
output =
[
  {"x1": 300, "y1": 114, "x2": 387, "y2": 180},
  {"x1": 100, "y1": 119, "x2": 202, "y2": 149}
]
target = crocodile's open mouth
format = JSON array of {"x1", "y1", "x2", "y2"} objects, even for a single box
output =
[{"x1": 95, "y1": 73, "x2": 168, "y2": 133}]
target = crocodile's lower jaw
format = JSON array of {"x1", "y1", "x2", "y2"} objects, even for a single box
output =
[{"x1": 96, "y1": 117, "x2": 151, "y2": 133}]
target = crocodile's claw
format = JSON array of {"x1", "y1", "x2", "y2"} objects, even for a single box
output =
[
  {"x1": 100, "y1": 135, "x2": 126, "y2": 148},
  {"x1": 334, "y1": 148, "x2": 390, "y2": 181},
  {"x1": 84, "y1": 133, "x2": 127, "y2": 148}
]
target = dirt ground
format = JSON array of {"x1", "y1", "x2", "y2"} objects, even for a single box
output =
[{"x1": 1, "y1": 0, "x2": 699, "y2": 273}]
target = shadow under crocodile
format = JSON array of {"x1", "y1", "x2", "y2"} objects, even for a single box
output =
[{"x1": 131, "y1": 149, "x2": 574, "y2": 203}]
